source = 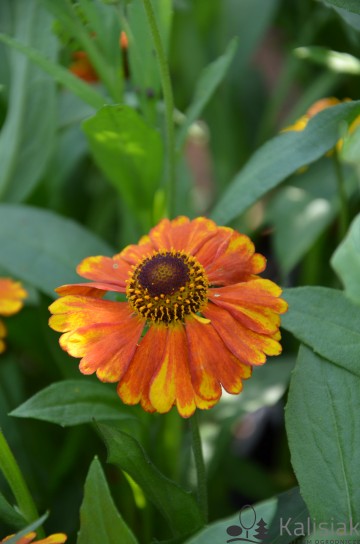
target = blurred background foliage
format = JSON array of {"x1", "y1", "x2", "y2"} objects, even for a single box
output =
[{"x1": 0, "y1": 0, "x2": 360, "y2": 542}]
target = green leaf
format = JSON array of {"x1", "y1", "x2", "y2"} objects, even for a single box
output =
[
  {"x1": 0, "y1": 33, "x2": 105, "y2": 111},
  {"x1": 0, "y1": 490, "x2": 25, "y2": 529},
  {"x1": 267, "y1": 159, "x2": 357, "y2": 275},
  {"x1": 281, "y1": 286, "x2": 360, "y2": 376},
  {"x1": 83, "y1": 105, "x2": 163, "y2": 227},
  {"x1": 4, "y1": 512, "x2": 49, "y2": 544},
  {"x1": 185, "y1": 487, "x2": 308, "y2": 544},
  {"x1": 294, "y1": 46, "x2": 360, "y2": 74},
  {"x1": 11, "y1": 380, "x2": 137, "y2": 427},
  {"x1": 78, "y1": 457, "x2": 138, "y2": 544},
  {"x1": 98, "y1": 424, "x2": 204, "y2": 538},
  {"x1": 318, "y1": 0, "x2": 360, "y2": 16},
  {"x1": 176, "y1": 38, "x2": 238, "y2": 149},
  {"x1": 286, "y1": 344, "x2": 360, "y2": 522},
  {"x1": 0, "y1": 0, "x2": 57, "y2": 201},
  {"x1": 0, "y1": 204, "x2": 113, "y2": 298},
  {"x1": 331, "y1": 213, "x2": 360, "y2": 304},
  {"x1": 211, "y1": 100, "x2": 360, "y2": 225},
  {"x1": 321, "y1": 0, "x2": 360, "y2": 30}
]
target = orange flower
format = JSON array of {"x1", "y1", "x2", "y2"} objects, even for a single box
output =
[
  {"x1": 0, "y1": 278, "x2": 27, "y2": 354},
  {"x1": 284, "y1": 97, "x2": 348, "y2": 132},
  {"x1": 1, "y1": 532, "x2": 67, "y2": 544},
  {"x1": 69, "y1": 51, "x2": 99, "y2": 83},
  {"x1": 49, "y1": 217, "x2": 287, "y2": 418}
]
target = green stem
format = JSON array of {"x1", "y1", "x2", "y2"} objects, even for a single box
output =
[
  {"x1": 141, "y1": 0, "x2": 176, "y2": 218},
  {"x1": 332, "y1": 150, "x2": 349, "y2": 240},
  {"x1": 190, "y1": 412, "x2": 208, "y2": 523},
  {"x1": 0, "y1": 431, "x2": 44, "y2": 537}
]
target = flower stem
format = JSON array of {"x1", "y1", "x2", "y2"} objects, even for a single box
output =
[
  {"x1": 190, "y1": 412, "x2": 208, "y2": 523},
  {"x1": 332, "y1": 150, "x2": 349, "y2": 240},
  {"x1": 141, "y1": 0, "x2": 176, "y2": 218},
  {"x1": 0, "y1": 430, "x2": 44, "y2": 537}
]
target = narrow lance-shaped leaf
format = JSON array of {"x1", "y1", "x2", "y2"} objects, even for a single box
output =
[
  {"x1": 286, "y1": 344, "x2": 360, "y2": 522},
  {"x1": 281, "y1": 286, "x2": 360, "y2": 377},
  {"x1": 211, "y1": 101, "x2": 360, "y2": 225},
  {"x1": 78, "y1": 457, "x2": 138, "y2": 544},
  {"x1": 4, "y1": 512, "x2": 49, "y2": 544},
  {"x1": 0, "y1": 490, "x2": 26, "y2": 529},
  {"x1": 11, "y1": 380, "x2": 137, "y2": 427},
  {"x1": 0, "y1": 33, "x2": 106, "y2": 110},
  {"x1": 176, "y1": 38, "x2": 238, "y2": 150},
  {"x1": 0, "y1": 0, "x2": 57, "y2": 202},
  {"x1": 98, "y1": 424, "x2": 204, "y2": 538},
  {"x1": 0, "y1": 204, "x2": 113, "y2": 298}
]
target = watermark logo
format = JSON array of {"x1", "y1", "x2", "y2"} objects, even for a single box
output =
[{"x1": 226, "y1": 505, "x2": 268, "y2": 543}]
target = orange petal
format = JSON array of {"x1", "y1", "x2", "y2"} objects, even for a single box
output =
[
  {"x1": 209, "y1": 279, "x2": 287, "y2": 335},
  {"x1": 195, "y1": 228, "x2": 266, "y2": 285},
  {"x1": 118, "y1": 325, "x2": 168, "y2": 412},
  {"x1": 56, "y1": 305, "x2": 144, "y2": 382},
  {"x1": 148, "y1": 217, "x2": 187, "y2": 250},
  {"x1": 55, "y1": 283, "x2": 108, "y2": 297},
  {"x1": 171, "y1": 217, "x2": 219, "y2": 254},
  {"x1": 76, "y1": 255, "x2": 130, "y2": 291},
  {"x1": 49, "y1": 296, "x2": 130, "y2": 332},
  {"x1": 118, "y1": 235, "x2": 154, "y2": 266},
  {"x1": 2, "y1": 534, "x2": 36, "y2": 544},
  {"x1": 148, "y1": 217, "x2": 219, "y2": 254},
  {"x1": 0, "y1": 278, "x2": 27, "y2": 316},
  {"x1": 204, "y1": 302, "x2": 282, "y2": 366},
  {"x1": 149, "y1": 324, "x2": 196, "y2": 417},
  {"x1": 186, "y1": 317, "x2": 251, "y2": 396}
]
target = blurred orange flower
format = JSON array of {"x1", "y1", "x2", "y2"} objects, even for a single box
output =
[
  {"x1": 284, "y1": 97, "x2": 350, "y2": 132},
  {"x1": 49, "y1": 217, "x2": 287, "y2": 418},
  {"x1": 0, "y1": 278, "x2": 27, "y2": 354},
  {"x1": 69, "y1": 51, "x2": 99, "y2": 83},
  {"x1": 1, "y1": 532, "x2": 67, "y2": 544}
]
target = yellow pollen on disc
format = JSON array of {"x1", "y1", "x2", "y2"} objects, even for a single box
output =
[{"x1": 126, "y1": 250, "x2": 209, "y2": 324}]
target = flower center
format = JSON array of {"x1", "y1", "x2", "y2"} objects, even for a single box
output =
[{"x1": 126, "y1": 251, "x2": 208, "y2": 324}]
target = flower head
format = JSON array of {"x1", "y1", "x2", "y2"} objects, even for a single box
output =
[
  {"x1": 0, "y1": 278, "x2": 27, "y2": 354},
  {"x1": 1, "y1": 532, "x2": 67, "y2": 544},
  {"x1": 49, "y1": 217, "x2": 287, "y2": 417}
]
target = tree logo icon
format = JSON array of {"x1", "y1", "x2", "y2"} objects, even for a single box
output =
[{"x1": 226, "y1": 505, "x2": 268, "y2": 543}]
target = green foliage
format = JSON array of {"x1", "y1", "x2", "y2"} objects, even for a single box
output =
[
  {"x1": 11, "y1": 380, "x2": 137, "y2": 427},
  {"x1": 98, "y1": 424, "x2": 204, "y2": 539},
  {"x1": 78, "y1": 458, "x2": 138, "y2": 544},
  {"x1": 82, "y1": 105, "x2": 163, "y2": 230},
  {"x1": 332, "y1": 213, "x2": 360, "y2": 303},
  {"x1": 282, "y1": 287, "x2": 360, "y2": 376},
  {"x1": 176, "y1": 38, "x2": 238, "y2": 149},
  {"x1": 0, "y1": 0, "x2": 57, "y2": 201},
  {"x1": 286, "y1": 345, "x2": 360, "y2": 522},
  {"x1": 185, "y1": 487, "x2": 307, "y2": 544},
  {"x1": 0, "y1": 204, "x2": 113, "y2": 297},
  {"x1": 211, "y1": 101, "x2": 360, "y2": 225},
  {"x1": 267, "y1": 159, "x2": 357, "y2": 275}
]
